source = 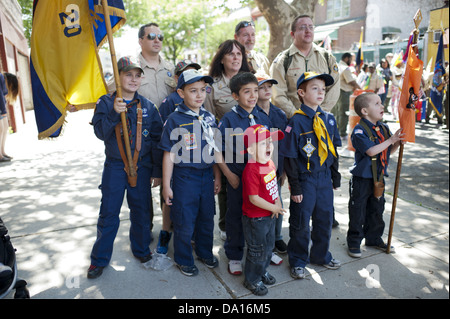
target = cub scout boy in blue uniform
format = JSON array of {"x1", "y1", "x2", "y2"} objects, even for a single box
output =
[
  {"x1": 159, "y1": 69, "x2": 221, "y2": 276},
  {"x1": 88, "y1": 56, "x2": 163, "y2": 279},
  {"x1": 347, "y1": 92, "x2": 404, "y2": 258},
  {"x1": 217, "y1": 72, "x2": 272, "y2": 275},
  {"x1": 158, "y1": 60, "x2": 201, "y2": 122},
  {"x1": 281, "y1": 72, "x2": 341, "y2": 279},
  {"x1": 156, "y1": 60, "x2": 202, "y2": 256}
]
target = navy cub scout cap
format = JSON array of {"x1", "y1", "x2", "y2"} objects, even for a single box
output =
[
  {"x1": 177, "y1": 69, "x2": 213, "y2": 90},
  {"x1": 296, "y1": 71, "x2": 334, "y2": 89}
]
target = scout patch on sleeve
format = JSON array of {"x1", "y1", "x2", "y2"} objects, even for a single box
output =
[
  {"x1": 354, "y1": 129, "x2": 363, "y2": 134},
  {"x1": 184, "y1": 133, "x2": 197, "y2": 150}
]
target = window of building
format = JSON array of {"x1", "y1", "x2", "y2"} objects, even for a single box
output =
[{"x1": 327, "y1": 0, "x2": 351, "y2": 21}]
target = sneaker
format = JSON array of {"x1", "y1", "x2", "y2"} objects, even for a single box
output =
[
  {"x1": 323, "y1": 258, "x2": 341, "y2": 269},
  {"x1": 199, "y1": 256, "x2": 219, "y2": 268},
  {"x1": 348, "y1": 247, "x2": 362, "y2": 258},
  {"x1": 87, "y1": 265, "x2": 104, "y2": 279},
  {"x1": 219, "y1": 230, "x2": 227, "y2": 241},
  {"x1": 178, "y1": 264, "x2": 199, "y2": 276},
  {"x1": 274, "y1": 240, "x2": 287, "y2": 254},
  {"x1": 243, "y1": 280, "x2": 268, "y2": 296},
  {"x1": 368, "y1": 242, "x2": 395, "y2": 253},
  {"x1": 156, "y1": 230, "x2": 172, "y2": 254},
  {"x1": 270, "y1": 252, "x2": 283, "y2": 265},
  {"x1": 290, "y1": 266, "x2": 306, "y2": 279},
  {"x1": 228, "y1": 260, "x2": 242, "y2": 275},
  {"x1": 135, "y1": 253, "x2": 152, "y2": 263},
  {"x1": 261, "y1": 272, "x2": 276, "y2": 285}
]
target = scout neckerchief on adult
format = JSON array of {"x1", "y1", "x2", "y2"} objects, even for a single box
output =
[
  {"x1": 232, "y1": 106, "x2": 256, "y2": 126},
  {"x1": 175, "y1": 105, "x2": 219, "y2": 155},
  {"x1": 115, "y1": 98, "x2": 142, "y2": 187},
  {"x1": 294, "y1": 108, "x2": 336, "y2": 166}
]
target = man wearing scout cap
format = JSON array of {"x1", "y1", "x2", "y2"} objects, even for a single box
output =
[
  {"x1": 280, "y1": 71, "x2": 342, "y2": 279},
  {"x1": 87, "y1": 56, "x2": 163, "y2": 279}
]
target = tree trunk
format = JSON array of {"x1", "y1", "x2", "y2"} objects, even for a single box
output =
[{"x1": 255, "y1": 0, "x2": 318, "y2": 62}]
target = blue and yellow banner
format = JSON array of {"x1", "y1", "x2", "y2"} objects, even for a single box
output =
[
  {"x1": 430, "y1": 34, "x2": 445, "y2": 116},
  {"x1": 30, "y1": 0, "x2": 125, "y2": 139}
]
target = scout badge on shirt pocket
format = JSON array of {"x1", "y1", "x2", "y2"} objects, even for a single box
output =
[
  {"x1": 302, "y1": 138, "x2": 315, "y2": 171},
  {"x1": 184, "y1": 133, "x2": 197, "y2": 150}
]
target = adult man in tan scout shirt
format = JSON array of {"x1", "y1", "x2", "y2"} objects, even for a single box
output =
[
  {"x1": 137, "y1": 23, "x2": 176, "y2": 108},
  {"x1": 270, "y1": 15, "x2": 340, "y2": 118},
  {"x1": 333, "y1": 52, "x2": 360, "y2": 138},
  {"x1": 234, "y1": 20, "x2": 270, "y2": 75}
]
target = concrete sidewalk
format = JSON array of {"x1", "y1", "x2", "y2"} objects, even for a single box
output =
[{"x1": 0, "y1": 110, "x2": 448, "y2": 300}]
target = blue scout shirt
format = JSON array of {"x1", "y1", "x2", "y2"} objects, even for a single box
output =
[
  {"x1": 350, "y1": 118, "x2": 392, "y2": 179},
  {"x1": 258, "y1": 102, "x2": 288, "y2": 175},
  {"x1": 159, "y1": 91, "x2": 183, "y2": 123},
  {"x1": 92, "y1": 91, "x2": 164, "y2": 177},
  {"x1": 159, "y1": 102, "x2": 217, "y2": 169},
  {"x1": 281, "y1": 104, "x2": 341, "y2": 174},
  {"x1": 218, "y1": 104, "x2": 272, "y2": 176}
]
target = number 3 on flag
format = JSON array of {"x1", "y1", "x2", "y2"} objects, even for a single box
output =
[{"x1": 59, "y1": 4, "x2": 82, "y2": 38}]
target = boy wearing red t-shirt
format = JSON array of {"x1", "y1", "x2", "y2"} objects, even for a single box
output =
[{"x1": 241, "y1": 124, "x2": 285, "y2": 296}]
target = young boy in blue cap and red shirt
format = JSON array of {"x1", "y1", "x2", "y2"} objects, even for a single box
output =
[
  {"x1": 347, "y1": 92, "x2": 404, "y2": 258},
  {"x1": 281, "y1": 71, "x2": 342, "y2": 279},
  {"x1": 88, "y1": 56, "x2": 163, "y2": 279},
  {"x1": 159, "y1": 69, "x2": 221, "y2": 276},
  {"x1": 241, "y1": 124, "x2": 285, "y2": 295},
  {"x1": 217, "y1": 72, "x2": 272, "y2": 275}
]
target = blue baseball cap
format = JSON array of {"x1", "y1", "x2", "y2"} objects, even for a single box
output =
[
  {"x1": 177, "y1": 69, "x2": 213, "y2": 90},
  {"x1": 256, "y1": 74, "x2": 278, "y2": 86},
  {"x1": 296, "y1": 71, "x2": 334, "y2": 89}
]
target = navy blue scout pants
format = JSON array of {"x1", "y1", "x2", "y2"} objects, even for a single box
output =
[
  {"x1": 224, "y1": 176, "x2": 245, "y2": 261},
  {"x1": 288, "y1": 170, "x2": 334, "y2": 268},
  {"x1": 347, "y1": 176, "x2": 386, "y2": 248},
  {"x1": 171, "y1": 166, "x2": 215, "y2": 267},
  {"x1": 90, "y1": 159, "x2": 152, "y2": 267}
]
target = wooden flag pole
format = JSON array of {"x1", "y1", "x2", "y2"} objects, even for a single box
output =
[
  {"x1": 101, "y1": 0, "x2": 136, "y2": 179},
  {"x1": 386, "y1": 9, "x2": 422, "y2": 254}
]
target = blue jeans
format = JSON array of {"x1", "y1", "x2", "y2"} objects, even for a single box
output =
[{"x1": 242, "y1": 215, "x2": 275, "y2": 285}]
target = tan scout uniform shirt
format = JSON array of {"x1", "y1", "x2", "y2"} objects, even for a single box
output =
[
  {"x1": 204, "y1": 74, "x2": 236, "y2": 120},
  {"x1": 365, "y1": 73, "x2": 383, "y2": 93},
  {"x1": 339, "y1": 60, "x2": 356, "y2": 92},
  {"x1": 270, "y1": 43, "x2": 340, "y2": 118},
  {"x1": 137, "y1": 53, "x2": 176, "y2": 108},
  {"x1": 248, "y1": 50, "x2": 270, "y2": 75}
]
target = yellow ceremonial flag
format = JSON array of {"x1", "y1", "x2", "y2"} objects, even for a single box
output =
[{"x1": 30, "y1": 0, "x2": 125, "y2": 139}]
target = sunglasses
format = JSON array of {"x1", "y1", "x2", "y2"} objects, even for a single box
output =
[
  {"x1": 145, "y1": 33, "x2": 164, "y2": 41},
  {"x1": 235, "y1": 21, "x2": 255, "y2": 33}
]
